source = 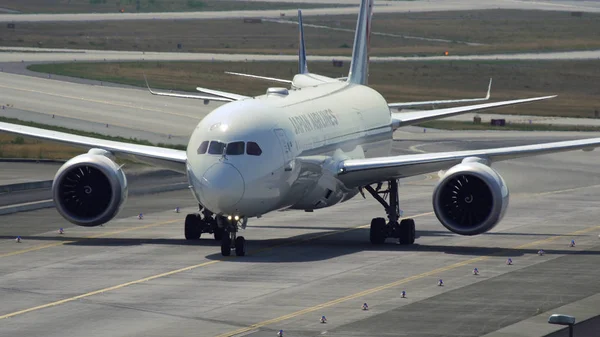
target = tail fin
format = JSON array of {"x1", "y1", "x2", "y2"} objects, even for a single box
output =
[
  {"x1": 298, "y1": 9, "x2": 309, "y2": 74},
  {"x1": 347, "y1": 0, "x2": 374, "y2": 85}
]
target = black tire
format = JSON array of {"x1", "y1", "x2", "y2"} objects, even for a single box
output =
[
  {"x1": 184, "y1": 214, "x2": 201, "y2": 240},
  {"x1": 221, "y1": 234, "x2": 231, "y2": 256},
  {"x1": 235, "y1": 236, "x2": 246, "y2": 256},
  {"x1": 398, "y1": 218, "x2": 416, "y2": 245},
  {"x1": 214, "y1": 227, "x2": 224, "y2": 241},
  {"x1": 370, "y1": 217, "x2": 386, "y2": 244}
]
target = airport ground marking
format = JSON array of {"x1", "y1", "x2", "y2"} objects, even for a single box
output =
[
  {"x1": 0, "y1": 218, "x2": 179, "y2": 259},
  {"x1": 0, "y1": 83, "x2": 201, "y2": 121},
  {"x1": 1, "y1": 182, "x2": 597, "y2": 320},
  {"x1": 214, "y1": 224, "x2": 600, "y2": 337},
  {"x1": 0, "y1": 211, "x2": 434, "y2": 320},
  {"x1": 0, "y1": 259, "x2": 220, "y2": 320}
]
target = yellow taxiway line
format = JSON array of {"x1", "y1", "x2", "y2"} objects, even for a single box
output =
[
  {"x1": 0, "y1": 219, "x2": 179, "y2": 259},
  {"x1": 214, "y1": 224, "x2": 600, "y2": 337},
  {"x1": 0, "y1": 212, "x2": 434, "y2": 320}
]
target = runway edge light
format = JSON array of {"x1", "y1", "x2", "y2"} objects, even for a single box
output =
[
  {"x1": 320, "y1": 315, "x2": 327, "y2": 323},
  {"x1": 277, "y1": 330, "x2": 283, "y2": 337},
  {"x1": 538, "y1": 249, "x2": 545, "y2": 256},
  {"x1": 473, "y1": 268, "x2": 479, "y2": 275},
  {"x1": 58, "y1": 228, "x2": 64, "y2": 234},
  {"x1": 438, "y1": 279, "x2": 444, "y2": 286},
  {"x1": 401, "y1": 290, "x2": 406, "y2": 298},
  {"x1": 570, "y1": 240, "x2": 575, "y2": 247},
  {"x1": 362, "y1": 302, "x2": 369, "y2": 310},
  {"x1": 506, "y1": 258, "x2": 513, "y2": 265},
  {"x1": 15, "y1": 236, "x2": 21, "y2": 243}
]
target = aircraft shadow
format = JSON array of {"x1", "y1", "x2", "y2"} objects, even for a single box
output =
[{"x1": 2, "y1": 228, "x2": 595, "y2": 263}]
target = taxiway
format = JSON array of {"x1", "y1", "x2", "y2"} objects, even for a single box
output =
[{"x1": 1, "y1": 131, "x2": 599, "y2": 337}]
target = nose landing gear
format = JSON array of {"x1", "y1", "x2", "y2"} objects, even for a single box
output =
[
  {"x1": 364, "y1": 179, "x2": 416, "y2": 245},
  {"x1": 219, "y1": 216, "x2": 247, "y2": 257}
]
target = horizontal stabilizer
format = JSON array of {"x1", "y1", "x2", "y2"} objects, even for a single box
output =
[
  {"x1": 195, "y1": 86, "x2": 249, "y2": 101},
  {"x1": 224, "y1": 71, "x2": 292, "y2": 85},
  {"x1": 144, "y1": 74, "x2": 233, "y2": 102},
  {"x1": 389, "y1": 78, "x2": 493, "y2": 109}
]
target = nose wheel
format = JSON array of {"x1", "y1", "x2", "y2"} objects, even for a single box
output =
[
  {"x1": 221, "y1": 232, "x2": 246, "y2": 256},
  {"x1": 219, "y1": 216, "x2": 246, "y2": 257}
]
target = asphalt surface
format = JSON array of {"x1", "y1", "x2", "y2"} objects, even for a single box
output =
[
  {"x1": 1, "y1": 131, "x2": 600, "y2": 337},
  {"x1": 0, "y1": 162, "x2": 61, "y2": 185},
  {"x1": 2, "y1": 47, "x2": 600, "y2": 63},
  {"x1": 1, "y1": 0, "x2": 599, "y2": 22},
  {"x1": 0, "y1": 70, "x2": 209, "y2": 142},
  {"x1": 0, "y1": 164, "x2": 187, "y2": 207}
]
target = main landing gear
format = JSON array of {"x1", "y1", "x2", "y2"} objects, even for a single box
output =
[
  {"x1": 364, "y1": 179, "x2": 415, "y2": 245},
  {"x1": 184, "y1": 206, "x2": 225, "y2": 241}
]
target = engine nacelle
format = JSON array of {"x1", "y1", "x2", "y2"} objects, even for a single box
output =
[
  {"x1": 52, "y1": 152, "x2": 128, "y2": 227},
  {"x1": 432, "y1": 160, "x2": 509, "y2": 236}
]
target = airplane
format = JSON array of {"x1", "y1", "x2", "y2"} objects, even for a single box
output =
[{"x1": 1, "y1": 0, "x2": 600, "y2": 257}]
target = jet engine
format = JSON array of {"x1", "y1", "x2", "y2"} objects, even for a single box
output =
[
  {"x1": 432, "y1": 158, "x2": 509, "y2": 236},
  {"x1": 52, "y1": 150, "x2": 127, "y2": 227}
]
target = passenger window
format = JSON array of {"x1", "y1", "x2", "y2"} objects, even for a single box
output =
[
  {"x1": 246, "y1": 142, "x2": 262, "y2": 156},
  {"x1": 197, "y1": 141, "x2": 209, "y2": 154},
  {"x1": 208, "y1": 141, "x2": 226, "y2": 155},
  {"x1": 226, "y1": 141, "x2": 245, "y2": 155}
]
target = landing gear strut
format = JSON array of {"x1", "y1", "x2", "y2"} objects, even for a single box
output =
[
  {"x1": 184, "y1": 206, "x2": 225, "y2": 241},
  {"x1": 364, "y1": 179, "x2": 415, "y2": 245},
  {"x1": 219, "y1": 216, "x2": 246, "y2": 257}
]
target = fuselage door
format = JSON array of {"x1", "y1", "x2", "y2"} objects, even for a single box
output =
[{"x1": 274, "y1": 128, "x2": 293, "y2": 163}]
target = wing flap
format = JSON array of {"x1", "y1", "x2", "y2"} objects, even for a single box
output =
[
  {"x1": 338, "y1": 137, "x2": 600, "y2": 188},
  {"x1": 391, "y1": 95, "x2": 556, "y2": 129},
  {"x1": 0, "y1": 121, "x2": 187, "y2": 173}
]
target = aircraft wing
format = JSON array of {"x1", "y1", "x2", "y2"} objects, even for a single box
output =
[
  {"x1": 0, "y1": 121, "x2": 187, "y2": 173},
  {"x1": 391, "y1": 95, "x2": 555, "y2": 129},
  {"x1": 388, "y1": 79, "x2": 493, "y2": 109},
  {"x1": 337, "y1": 138, "x2": 600, "y2": 188}
]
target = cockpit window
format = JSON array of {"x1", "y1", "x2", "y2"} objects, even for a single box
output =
[
  {"x1": 226, "y1": 141, "x2": 245, "y2": 155},
  {"x1": 197, "y1": 141, "x2": 209, "y2": 154},
  {"x1": 246, "y1": 142, "x2": 262, "y2": 156},
  {"x1": 208, "y1": 141, "x2": 226, "y2": 155}
]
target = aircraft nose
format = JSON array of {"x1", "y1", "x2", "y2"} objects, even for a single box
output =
[{"x1": 200, "y1": 163, "x2": 245, "y2": 213}]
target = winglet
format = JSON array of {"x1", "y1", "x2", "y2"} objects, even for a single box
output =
[
  {"x1": 347, "y1": 0, "x2": 374, "y2": 85},
  {"x1": 143, "y1": 72, "x2": 155, "y2": 94},
  {"x1": 486, "y1": 78, "x2": 493, "y2": 99},
  {"x1": 298, "y1": 9, "x2": 309, "y2": 74}
]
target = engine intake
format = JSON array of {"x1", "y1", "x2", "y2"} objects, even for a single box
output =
[
  {"x1": 53, "y1": 152, "x2": 127, "y2": 227},
  {"x1": 432, "y1": 160, "x2": 509, "y2": 236}
]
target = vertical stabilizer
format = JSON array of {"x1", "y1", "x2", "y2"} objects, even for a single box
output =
[
  {"x1": 298, "y1": 9, "x2": 309, "y2": 74},
  {"x1": 347, "y1": 0, "x2": 374, "y2": 85}
]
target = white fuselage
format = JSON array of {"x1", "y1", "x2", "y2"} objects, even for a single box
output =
[{"x1": 185, "y1": 81, "x2": 392, "y2": 218}]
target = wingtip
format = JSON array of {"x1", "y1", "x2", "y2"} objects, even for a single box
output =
[{"x1": 486, "y1": 78, "x2": 492, "y2": 99}]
